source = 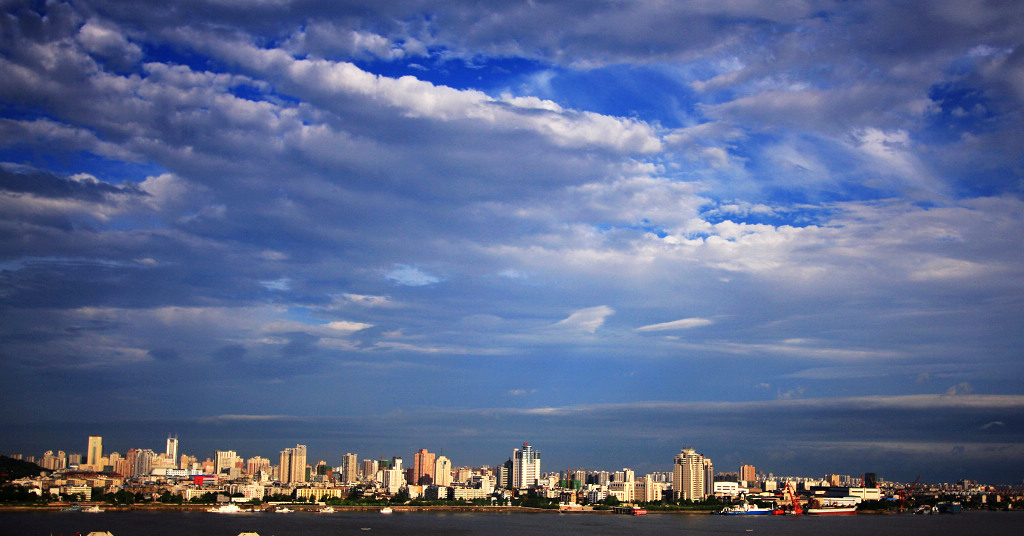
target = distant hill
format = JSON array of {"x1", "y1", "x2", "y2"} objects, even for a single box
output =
[{"x1": 0, "y1": 455, "x2": 45, "y2": 483}]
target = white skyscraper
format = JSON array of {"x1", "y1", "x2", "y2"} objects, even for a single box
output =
[
  {"x1": 434, "y1": 455, "x2": 453, "y2": 486},
  {"x1": 215, "y1": 450, "x2": 237, "y2": 475},
  {"x1": 165, "y1": 435, "x2": 179, "y2": 467},
  {"x1": 672, "y1": 448, "x2": 709, "y2": 501},
  {"x1": 86, "y1": 436, "x2": 102, "y2": 470},
  {"x1": 342, "y1": 452, "x2": 359, "y2": 483},
  {"x1": 512, "y1": 443, "x2": 540, "y2": 489},
  {"x1": 279, "y1": 444, "x2": 307, "y2": 484}
]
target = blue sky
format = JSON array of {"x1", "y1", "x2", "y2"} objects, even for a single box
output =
[{"x1": 2, "y1": 0, "x2": 1023, "y2": 483}]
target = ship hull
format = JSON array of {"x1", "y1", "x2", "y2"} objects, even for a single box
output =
[{"x1": 805, "y1": 507, "x2": 857, "y2": 515}]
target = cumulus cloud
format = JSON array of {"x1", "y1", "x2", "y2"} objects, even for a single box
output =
[{"x1": 2, "y1": 1, "x2": 1024, "y2": 480}]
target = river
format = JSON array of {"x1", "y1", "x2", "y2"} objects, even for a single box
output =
[{"x1": 2, "y1": 509, "x2": 1021, "y2": 536}]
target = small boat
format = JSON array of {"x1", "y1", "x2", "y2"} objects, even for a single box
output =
[
  {"x1": 319, "y1": 506, "x2": 335, "y2": 513},
  {"x1": 805, "y1": 507, "x2": 856, "y2": 515},
  {"x1": 209, "y1": 503, "x2": 244, "y2": 514},
  {"x1": 274, "y1": 507, "x2": 294, "y2": 513},
  {"x1": 716, "y1": 502, "x2": 774, "y2": 515},
  {"x1": 82, "y1": 505, "x2": 104, "y2": 513},
  {"x1": 379, "y1": 507, "x2": 393, "y2": 514}
]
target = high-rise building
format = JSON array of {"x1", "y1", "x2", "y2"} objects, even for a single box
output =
[
  {"x1": 413, "y1": 449, "x2": 435, "y2": 485},
  {"x1": 739, "y1": 464, "x2": 756, "y2": 484},
  {"x1": 342, "y1": 453, "x2": 358, "y2": 483},
  {"x1": 246, "y1": 456, "x2": 270, "y2": 475},
  {"x1": 672, "y1": 448, "x2": 709, "y2": 501},
  {"x1": 434, "y1": 456, "x2": 452, "y2": 486},
  {"x1": 215, "y1": 450, "x2": 237, "y2": 475},
  {"x1": 86, "y1": 436, "x2": 102, "y2": 470},
  {"x1": 512, "y1": 443, "x2": 540, "y2": 489},
  {"x1": 703, "y1": 457, "x2": 714, "y2": 498},
  {"x1": 131, "y1": 449, "x2": 156, "y2": 477},
  {"x1": 279, "y1": 445, "x2": 307, "y2": 484},
  {"x1": 391, "y1": 457, "x2": 403, "y2": 472},
  {"x1": 166, "y1": 435, "x2": 179, "y2": 466},
  {"x1": 361, "y1": 459, "x2": 378, "y2": 481},
  {"x1": 381, "y1": 468, "x2": 404, "y2": 493}
]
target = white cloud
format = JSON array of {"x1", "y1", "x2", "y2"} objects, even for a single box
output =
[
  {"x1": 259, "y1": 277, "x2": 291, "y2": 291},
  {"x1": 554, "y1": 305, "x2": 614, "y2": 334},
  {"x1": 341, "y1": 293, "x2": 394, "y2": 307},
  {"x1": 326, "y1": 321, "x2": 372, "y2": 332},
  {"x1": 385, "y1": 265, "x2": 441, "y2": 286},
  {"x1": 636, "y1": 317, "x2": 714, "y2": 332}
]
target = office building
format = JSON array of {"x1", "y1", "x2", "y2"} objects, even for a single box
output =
[
  {"x1": 215, "y1": 450, "x2": 237, "y2": 475},
  {"x1": 279, "y1": 444, "x2": 307, "y2": 484},
  {"x1": 86, "y1": 436, "x2": 102, "y2": 470},
  {"x1": 739, "y1": 464, "x2": 756, "y2": 484},
  {"x1": 512, "y1": 443, "x2": 540, "y2": 489},
  {"x1": 342, "y1": 453, "x2": 358, "y2": 483},
  {"x1": 672, "y1": 448, "x2": 710, "y2": 501},
  {"x1": 413, "y1": 448, "x2": 435, "y2": 485},
  {"x1": 166, "y1": 435, "x2": 179, "y2": 467},
  {"x1": 434, "y1": 455, "x2": 453, "y2": 486}
]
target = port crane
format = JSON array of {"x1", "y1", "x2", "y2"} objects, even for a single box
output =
[
  {"x1": 897, "y1": 475, "x2": 921, "y2": 511},
  {"x1": 785, "y1": 482, "x2": 802, "y2": 515}
]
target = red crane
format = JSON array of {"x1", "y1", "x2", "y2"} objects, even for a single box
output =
[
  {"x1": 897, "y1": 475, "x2": 921, "y2": 510},
  {"x1": 786, "y1": 482, "x2": 803, "y2": 515}
]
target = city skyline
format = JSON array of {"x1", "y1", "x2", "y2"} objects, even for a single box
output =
[
  {"x1": 2, "y1": 433, "x2": 1015, "y2": 487},
  {"x1": 2, "y1": 2, "x2": 1023, "y2": 485}
]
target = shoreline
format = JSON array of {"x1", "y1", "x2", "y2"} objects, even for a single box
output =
[{"x1": 0, "y1": 503, "x2": 714, "y2": 514}]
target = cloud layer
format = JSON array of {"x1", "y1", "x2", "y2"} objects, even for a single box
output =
[{"x1": 1, "y1": 0, "x2": 1023, "y2": 483}]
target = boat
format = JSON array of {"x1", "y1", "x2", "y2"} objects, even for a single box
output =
[
  {"x1": 274, "y1": 507, "x2": 294, "y2": 513},
  {"x1": 612, "y1": 506, "x2": 646, "y2": 515},
  {"x1": 209, "y1": 503, "x2": 244, "y2": 514},
  {"x1": 805, "y1": 506, "x2": 857, "y2": 515},
  {"x1": 319, "y1": 506, "x2": 335, "y2": 513},
  {"x1": 82, "y1": 505, "x2": 104, "y2": 513},
  {"x1": 805, "y1": 497, "x2": 857, "y2": 515},
  {"x1": 379, "y1": 507, "x2": 393, "y2": 514},
  {"x1": 716, "y1": 502, "x2": 774, "y2": 515}
]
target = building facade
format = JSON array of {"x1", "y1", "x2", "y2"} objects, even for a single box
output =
[
  {"x1": 672, "y1": 448, "x2": 709, "y2": 501},
  {"x1": 512, "y1": 443, "x2": 540, "y2": 489},
  {"x1": 279, "y1": 444, "x2": 307, "y2": 484},
  {"x1": 413, "y1": 449, "x2": 435, "y2": 485}
]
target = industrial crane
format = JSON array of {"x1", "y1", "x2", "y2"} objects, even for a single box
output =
[{"x1": 897, "y1": 475, "x2": 921, "y2": 511}]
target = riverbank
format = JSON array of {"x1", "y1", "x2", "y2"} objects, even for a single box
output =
[{"x1": 0, "y1": 503, "x2": 718, "y2": 514}]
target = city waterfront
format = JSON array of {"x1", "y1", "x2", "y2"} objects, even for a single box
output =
[{"x1": 2, "y1": 510, "x2": 1022, "y2": 536}]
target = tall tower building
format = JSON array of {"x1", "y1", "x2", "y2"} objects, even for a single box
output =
[
  {"x1": 739, "y1": 464, "x2": 756, "y2": 484},
  {"x1": 434, "y1": 456, "x2": 453, "y2": 487},
  {"x1": 672, "y1": 448, "x2": 708, "y2": 501},
  {"x1": 342, "y1": 453, "x2": 359, "y2": 483},
  {"x1": 86, "y1": 436, "x2": 103, "y2": 470},
  {"x1": 703, "y1": 457, "x2": 714, "y2": 498},
  {"x1": 166, "y1": 435, "x2": 179, "y2": 467},
  {"x1": 279, "y1": 445, "x2": 307, "y2": 484},
  {"x1": 512, "y1": 443, "x2": 540, "y2": 489},
  {"x1": 361, "y1": 459, "x2": 378, "y2": 481},
  {"x1": 413, "y1": 449, "x2": 435, "y2": 485},
  {"x1": 215, "y1": 450, "x2": 237, "y2": 475}
]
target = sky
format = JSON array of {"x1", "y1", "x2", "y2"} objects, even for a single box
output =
[{"x1": 1, "y1": 0, "x2": 1023, "y2": 485}]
